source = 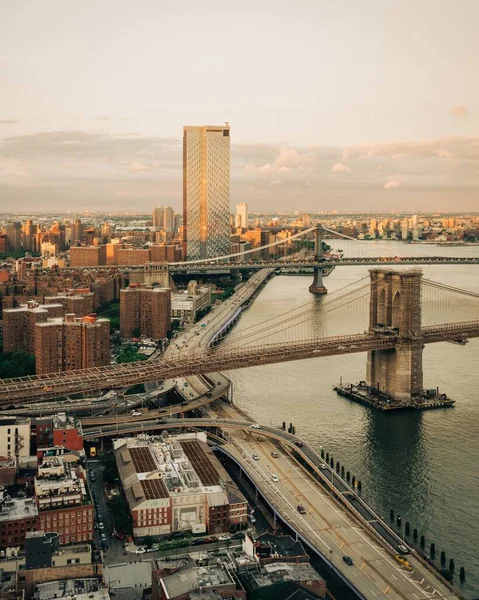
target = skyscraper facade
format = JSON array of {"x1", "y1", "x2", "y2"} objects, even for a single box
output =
[{"x1": 183, "y1": 125, "x2": 231, "y2": 260}]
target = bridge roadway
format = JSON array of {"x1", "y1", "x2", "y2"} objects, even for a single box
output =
[
  {"x1": 2, "y1": 321, "x2": 479, "y2": 404},
  {"x1": 31, "y1": 255, "x2": 479, "y2": 276},
  {"x1": 82, "y1": 417, "x2": 459, "y2": 600}
]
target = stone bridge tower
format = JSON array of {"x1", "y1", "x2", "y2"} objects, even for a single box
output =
[
  {"x1": 309, "y1": 228, "x2": 327, "y2": 295},
  {"x1": 366, "y1": 269, "x2": 423, "y2": 404}
]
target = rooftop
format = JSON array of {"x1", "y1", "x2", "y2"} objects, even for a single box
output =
[
  {"x1": 160, "y1": 559, "x2": 236, "y2": 598},
  {"x1": 0, "y1": 497, "x2": 38, "y2": 522},
  {"x1": 115, "y1": 433, "x2": 225, "y2": 506},
  {"x1": 33, "y1": 578, "x2": 109, "y2": 600}
]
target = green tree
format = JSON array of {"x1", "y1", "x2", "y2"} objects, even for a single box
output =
[
  {"x1": 0, "y1": 350, "x2": 36, "y2": 378},
  {"x1": 144, "y1": 535, "x2": 154, "y2": 549},
  {"x1": 116, "y1": 346, "x2": 147, "y2": 364}
]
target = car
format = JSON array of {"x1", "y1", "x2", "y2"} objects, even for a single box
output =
[
  {"x1": 218, "y1": 534, "x2": 231, "y2": 541},
  {"x1": 250, "y1": 424, "x2": 261, "y2": 429},
  {"x1": 135, "y1": 547, "x2": 146, "y2": 554},
  {"x1": 295, "y1": 441, "x2": 304, "y2": 448},
  {"x1": 203, "y1": 536, "x2": 217, "y2": 544},
  {"x1": 191, "y1": 538, "x2": 206, "y2": 546},
  {"x1": 271, "y1": 474, "x2": 279, "y2": 482},
  {"x1": 398, "y1": 545, "x2": 410, "y2": 555},
  {"x1": 101, "y1": 533, "x2": 107, "y2": 542},
  {"x1": 97, "y1": 511, "x2": 103, "y2": 520},
  {"x1": 247, "y1": 514, "x2": 256, "y2": 524},
  {"x1": 271, "y1": 451, "x2": 278, "y2": 458},
  {"x1": 252, "y1": 454, "x2": 260, "y2": 461},
  {"x1": 297, "y1": 505, "x2": 307, "y2": 514},
  {"x1": 343, "y1": 555, "x2": 354, "y2": 566},
  {"x1": 131, "y1": 411, "x2": 142, "y2": 416},
  {"x1": 169, "y1": 531, "x2": 185, "y2": 540}
]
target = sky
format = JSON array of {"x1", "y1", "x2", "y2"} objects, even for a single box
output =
[{"x1": 0, "y1": 0, "x2": 478, "y2": 213}]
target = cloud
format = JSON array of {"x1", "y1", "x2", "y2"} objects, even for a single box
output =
[
  {"x1": 437, "y1": 149, "x2": 455, "y2": 159},
  {"x1": 331, "y1": 162, "x2": 350, "y2": 173},
  {"x1": 128, "y1": 161, "x2": 151, "y2": 173},
  {"x1": 269, "y1": 179, "x2": 282, "y2": 186},
  {"x1": 384, "y1": 180, "x2": 400, "y2": 190},
  {"x1": 0, "y1": 120, "x2": 18, "y2": 124},
  {"x1": 450, "y1": 105, "x2": 468, "y2": 119}
]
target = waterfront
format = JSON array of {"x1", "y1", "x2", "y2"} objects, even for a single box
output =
[{"x1": 226, "y1": 242, "x2": 479, "y2": 598}]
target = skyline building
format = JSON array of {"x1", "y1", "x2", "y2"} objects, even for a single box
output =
[
  {"x1": 182, "y1": 124, "x2": 231, "y2": 260},
  {"x1": 236, "y1": 202, "x2": 248, "y2": 229}
]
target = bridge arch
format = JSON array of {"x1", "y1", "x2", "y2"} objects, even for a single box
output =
[{"x1": 391, "y1": 291, "x2": 401, "y2": 329}]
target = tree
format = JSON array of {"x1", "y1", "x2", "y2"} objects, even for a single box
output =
[
  {"x1": 0, "y1": 350, "x2": 36, "y2": 378},
  {"x1": 144, "y1": 535, "x2": 154, "y2": 549},
  {"x1": 132, "y1": 326, "x2": 141, "y2": 338}
]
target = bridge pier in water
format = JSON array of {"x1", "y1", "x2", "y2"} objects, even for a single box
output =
[
  {"x1": 309, "y1": 228, "x2": 327, "y2": 295},
  {"x1": 366, "y1": 269, "x2": 424, "y2": 404}
]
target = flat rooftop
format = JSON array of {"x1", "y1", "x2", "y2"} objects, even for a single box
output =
[
  {"x1": 161, "y1": 560, "x2": 235, "y2": 598},
  {"x1": 0, "y1": 497, "x2": 38, "y2": 522},
  {"x1": 33, "y1": 578, "x2": 109, "y2": 600}
]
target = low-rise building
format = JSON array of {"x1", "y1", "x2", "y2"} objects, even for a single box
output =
[
  {"x1": 52, "y1": 414, "x2": 83, "y2": 453},
  {"x1": 0, "y1": 492, "x2": 38, "y2": 551},
  {"x1": 171, "y1": 281, "x2": 211, "y2": 324},
  {"x1": 0, "y1": 417, "x2": 31, "y2": 459},
  {"x1": 32, "y1": 579, "x2": 109, "y2": 600},
  {"x1": 114, "y1": 433, "x2": 248, "y2": 540},
  {"x1": 0, "y1": 457, "x2": 17, "y2": 487},
  {"x1": 34, "y1": 457, "x2": 93, "y2": 545},
  {"x1": 152, "y1": 558, "x2": 245, "y2": 600}
]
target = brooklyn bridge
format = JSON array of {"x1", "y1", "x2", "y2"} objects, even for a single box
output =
[{"x1": 1, "y1": 259, "x2": 478, "y2": 406}]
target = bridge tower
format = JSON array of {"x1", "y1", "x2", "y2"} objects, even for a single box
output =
[
  {"x1": 309, "y1": 228, "x2": 327, "y2": 295},
  {"x1": 366, "y1": 269, "x2": 423, "y2": 404}
]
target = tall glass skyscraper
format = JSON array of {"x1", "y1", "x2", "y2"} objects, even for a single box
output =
[{"x1": 183, "y1": 125, "x2": 231, "y2": 260}]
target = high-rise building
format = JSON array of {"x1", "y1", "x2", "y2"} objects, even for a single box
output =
[
  {"x1": 35, "y1": 314, "x2": 110, "y2": 374},
  {"x1": 70, "y1": 245, "x2": 107, "y2": 267},
  {"x1": 152, "y1": 206, "x2": 165, "y2": 229},
  {"x1": 120, "y1": 286, "x2": 171, "y2": 339},
  {"x1": 183, "y1": 124, "x2": 231, "y2": 260},
  {"x1": 236, "y1": 203, "x2": 248, "y2": 229},
  {"x1": 164, "y1": 206, "x2": 175, "y2": 231}
]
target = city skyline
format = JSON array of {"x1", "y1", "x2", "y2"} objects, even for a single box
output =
[{"x1": 1, "y1": 0, "x2": 478, "y2": 213}]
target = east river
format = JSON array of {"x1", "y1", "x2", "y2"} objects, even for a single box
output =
[{"x1": 225, "y1": 241, "x2": 479, "y2": 598}]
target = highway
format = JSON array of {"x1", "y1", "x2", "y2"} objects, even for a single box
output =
[{"x1": 82, "y1": 416, "x2": 459, "y2": 600}]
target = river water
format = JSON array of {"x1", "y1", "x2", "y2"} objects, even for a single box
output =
[{"x1": 225, "y1": 241, "x2": 479, "y2": 598}]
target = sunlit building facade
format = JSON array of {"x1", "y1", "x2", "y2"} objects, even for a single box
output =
[{"x1": 183, "y1": 124, "x2": 230, "y2": 260}]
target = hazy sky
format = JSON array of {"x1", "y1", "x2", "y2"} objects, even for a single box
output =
[{"x1": 1, "y1": 0, "x2": 478, "y2": 212}]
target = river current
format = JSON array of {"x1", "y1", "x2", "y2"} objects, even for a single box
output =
[{"x1": 225, "y1": 241, "x2": 479, "y2": 598}]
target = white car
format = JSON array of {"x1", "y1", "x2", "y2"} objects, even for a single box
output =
[
  {"x1": 271, "y1": 474, "x2": 279, "y2": 482},
  {"x1": 218, "y1": 534, "x2": 231, "y2": 541},
  {"x1": 250, "y1": 424, "x2": 261, "y2": 430},
  {"x1": 131, "y1": 411, "x2": 142, "y2": 417},
  {"x1": 135, "y1": 547, "x2": 146, "y2": 554}
]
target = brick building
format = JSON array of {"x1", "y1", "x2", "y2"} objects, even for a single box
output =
[
  {"x1": 114, "y1": 433, "x2": 248, "y2": 541},
  {"x1": 0, "y1": 494, "x2": 39, "y2": 551},
  {"x1": 35, "y1": 314, "x2": 110, "y2": 374},
  {"x1": 2, "y1": 301, "x2": 63, "y2": 354},
  {"x1": 34, "y1": 457, "x2": 93, "y2": 545},
  {"x1": 52, "y1": 414, "x2": 83, "y2": 452},
  {"x1": 70, "y1": 246, "x2": 106, "y2": 267},
  {"x1": 116, "y1": 248, "x2": 150, "y2": 266},
  {"x1": 120, "y1": 285, "x2": 171, "y2": 339},
  {"x1": 44, "y1": 292, "x2": 94, "y2": 317}
]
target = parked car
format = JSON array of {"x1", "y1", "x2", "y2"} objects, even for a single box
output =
[
  {"x1": 218, "y1": 534, "x2": 231, "y2": 541},
  {"x1": 191, "y1": 538, "x2": 206, "y2": 546},
  {"x1": 135, "y1": 547, "x2": 146, "y2": 554},
  {"x1": 169, "y1": 531, "x2": 185, "y2": 540}
]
